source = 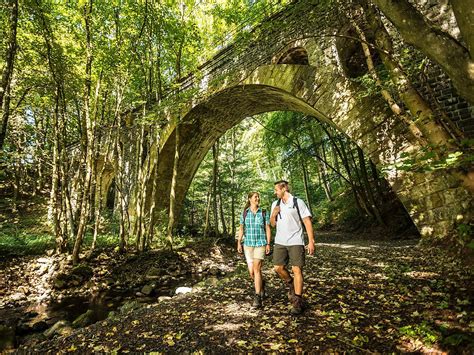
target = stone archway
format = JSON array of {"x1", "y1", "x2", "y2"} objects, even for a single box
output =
[{"x1": 152, "y1": 62, "x2": 472, "y2": 239}]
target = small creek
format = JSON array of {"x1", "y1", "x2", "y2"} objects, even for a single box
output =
[{"x1": 7, "y1": 272, "x2": 222, "y2": 349}]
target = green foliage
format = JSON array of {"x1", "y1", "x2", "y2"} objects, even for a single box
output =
[
  {"x1": 399, "y1": 322, "x2": 440, "y2": 345},
  {"x1": 312, "y1": 188, "x2": 359, "y2": 228},
  {"x1": 382, "y1": 145, "x2": 473, "y2": 175},
  {"x1": 0, "y1": 233, "x2": 55, "y2": 256}
]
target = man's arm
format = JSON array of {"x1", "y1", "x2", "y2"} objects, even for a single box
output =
[
  {"x1": 270, "y1": 205, "x2": 279, "y2": 227},
  {"x1": 303, "y1": 216, "x2": 315, "y2": 255}
]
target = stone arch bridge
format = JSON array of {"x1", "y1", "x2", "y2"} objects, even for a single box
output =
[{"x1": 112, "y1": 0, "x2": 473, "y2": 240}]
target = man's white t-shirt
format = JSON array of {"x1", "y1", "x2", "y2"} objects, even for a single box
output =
[{"x1": 271, "y1": 193, "x2": 311, "y2": 246}]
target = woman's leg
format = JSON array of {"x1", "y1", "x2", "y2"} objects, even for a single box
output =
[
  {"x1": 247, "y1": 261, "x2": 254, "y2": 281},
  {"x1": 244, "y1": 245, "x2": 255, "y2": 281},
  {"x1": 253, "y1": 259, "x2": 262, "y2": 294}
]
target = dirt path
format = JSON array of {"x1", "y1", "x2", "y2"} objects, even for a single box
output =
[{"x1": 15, "y1": 237, "x2": 474, "y2": 353}]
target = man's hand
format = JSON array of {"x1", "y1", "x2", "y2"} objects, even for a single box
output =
[
  {"x1": 265, "y1": 244, "x2": 271, "y2": 255},
  {"x1": 237, "y1": 242, "x2": 243, "y2": 254},
  {"x1": 307, "y1": 240, "x2": 315, "y2": 255}
]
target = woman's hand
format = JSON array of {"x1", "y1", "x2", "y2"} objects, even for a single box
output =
[
  {"x1": 237, "y1": 242, "x2": 243, "y2": 254},
  {"x1": 265, "y1": 244, "x2": 271, "y2": 255}
]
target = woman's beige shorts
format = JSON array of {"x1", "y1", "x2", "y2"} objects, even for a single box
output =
[{"x1": 243, "y1": 245, "x2": 266, "y2": 265}]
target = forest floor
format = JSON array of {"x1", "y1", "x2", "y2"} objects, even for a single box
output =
[{"x1": 3, "y1": 232, "x2": 474, "y2": 353}]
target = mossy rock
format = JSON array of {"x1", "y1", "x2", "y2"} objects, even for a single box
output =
[
  {"x1": 72, "y1": 309, "x2": 95, "y2": 328},
  {"x1": 119, "y1": 300, "x2": 142, "y2": 314},
  {"x1": 71, "y1": 264, "x2": 93, "y2": 279}
]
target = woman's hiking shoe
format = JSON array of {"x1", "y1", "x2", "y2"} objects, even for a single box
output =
[
  {"x1": 290, "y1": 295, "x2": 304, "y2": 315},
  {"x1": 253, "y1": 294, "x2": 262, "y2": 309}
]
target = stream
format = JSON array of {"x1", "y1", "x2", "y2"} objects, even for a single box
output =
[{"x1": 2, "y1": 272, "x2": 222, "y2": 349}]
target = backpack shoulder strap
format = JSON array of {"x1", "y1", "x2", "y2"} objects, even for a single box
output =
[
  {"x1": 274, "y1": 199, "x2": 282, "y2": 222},
  {"x1": 294, "y1": 197, "x2": 305, "y2": 231},
  {"x1": 243, "y1": 208, "x2": 249, "y2": 223}
]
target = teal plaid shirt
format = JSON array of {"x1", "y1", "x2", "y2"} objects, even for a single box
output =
[{"x1": 240, "y1": 208, "x2": 270, "y2": 247}]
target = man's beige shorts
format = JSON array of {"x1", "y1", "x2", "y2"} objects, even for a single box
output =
[{"x1": 243, "y1": 245, "x2": 266, "y2": 265}]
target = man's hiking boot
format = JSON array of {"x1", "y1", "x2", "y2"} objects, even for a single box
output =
[
  {"x1": 252, "y1": 293, "x2": 262, "y2": 309},
  {"x1": 290, "y1": 295, "x2": 305, "y2": 315},
  {"x1": 287, "y1": 278, "x2": 295, "y2": 301}
]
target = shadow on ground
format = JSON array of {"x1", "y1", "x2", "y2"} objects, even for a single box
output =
[{"x1": 18, "y1": 236, "x2": 474, "y2": 353}]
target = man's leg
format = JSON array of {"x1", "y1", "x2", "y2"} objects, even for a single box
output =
[
  {"x1": 274, "y1": 264, "x2": 291, "y2": 282},
  {"x1": 291, "y1": 265, "x2": 303, "y2": 296},
  {"x1": 289, "y1": 246, "x2": 306, "y2": 315},
  {"x1": 273, "y1": 245, "x2": 296, "y2": 301}
]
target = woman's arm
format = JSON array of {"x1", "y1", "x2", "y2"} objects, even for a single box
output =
[{"x1": 237, "y1": 225, "x2": 244, "y2": 253}]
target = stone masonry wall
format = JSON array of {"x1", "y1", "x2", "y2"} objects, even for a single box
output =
[{"x1": 141, "y1": 0, "x2": 473, "y2": 242}]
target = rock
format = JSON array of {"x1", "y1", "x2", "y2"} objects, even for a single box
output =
[
  {"x1": 38, "y1": 264, "x2": 49, "y2": 276},
  {"x1": 10, "y1": 292, "x2": 26, "y2": 302},
  {"x1": 107, "y1": 311, "x2": 117, "y2": 320},
  {"x1": 175, "y1": 287, "x2": 192, "y2": 295},
  {"x1": 119, "y1": 301, "x2": 142, "y2": 314},
  {"x1": 31, "y1": 320, "x2": 48, "y2": 332},
  {"x1": 0, "y1": 325, "x2": 15, "y2": 350},
  {"x1": 71, "y1": 264, "x2": 93, "y2": 281},
  {"x1": 145, "y1": 266, "x2": 163, "y2": 280},
  {"x1": 26, "y1": 310, "x2": 39, "y2": 318},
  {"x1": 207, "y1": 277, "x2": 219, "y2": 286},
  {"x1": 72, "y1": 309, "x2": 95, "y2": 328},
  {"x1": 161, "y1": 275, "x2": 172, "y2": 285},
  {"x1": 97, "y1": 253, "x2": 110, "y2": 261},
  {"x1": 46, "y1": 249, "x2": 55, "y2": 256},
  {"x1": 141, "y1": 284, "x2": 154, "y2": 296},
  {"x1": 43, "y1": 320, "x2": 72, "y2": 338},
  {"x1": 17, "y1": 286, "x2": 30, "y2": 295},
  {"x1": 53, "y1": 276, "x2": 67, "y2": 290},
  {"x1": 157, "y1": 296, "x2": 172, "y2": 302},
  {"x1": 209, "y1": 266, "x2": 219, "y2": 276}
]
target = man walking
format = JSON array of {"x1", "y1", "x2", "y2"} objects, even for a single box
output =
[{"x1": 270, "y1": 180, "x2": 315, "y2": 315}]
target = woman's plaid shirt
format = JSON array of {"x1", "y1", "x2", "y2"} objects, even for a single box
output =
[{"x1": 240, "y1": 208, "x2": 270, "y2": 247}]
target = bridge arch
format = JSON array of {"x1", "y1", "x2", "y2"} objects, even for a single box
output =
[{"x1": 152, "y1": 63, "x2": 471, "y2": 238}]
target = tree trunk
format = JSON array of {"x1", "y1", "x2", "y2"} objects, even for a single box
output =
[
  {"x1": 73, "y1": 0, "x2": 94, "y2": 265},
  {"x1": 217, "y1": 173, "x2": 227, "y2": 236},
  {"x1": 363, "y1": 3, "x2": 457, "y2": 149},
  {"x1": 301, "y1": 158, "x2": 312, "y2": 213},
  {"x1": 212, "y1": 142, "x2": 219, "y2": 234},
  {"x1": 357, "y1": 147, "x2": 386, "y2": 226},
  {"x1": 0, "y1": 0, "x2": 18, "y2": 150},
  {"x1": 146, "y1": 127, "x2": 160, "y2": 248},
  {"x1": 339, "y1": 138, "x2": 371, "y2": 218},
  {"x1": 203, "y1": 181, "x2": 212, "y2": 237},
  {"x1": 370, "y1": 0, "x2": 474, "y2": 105},
  {"x1": 230, "y1": 128, "x2": 237, "y2": 237},
  {"x1": 320, "y1": 140, "x2": 333, "y2": 199},
  {"x1": 350, "y1": 15, "x2": 427, "y2": 145},
  {"x1": 450, "y1": 0, "x2": 474, "y2": 57},
  {"x1": 167, "y1": 123, "x2": 180, "y2": 248}
]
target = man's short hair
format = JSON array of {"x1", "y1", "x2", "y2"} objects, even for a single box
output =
[{"x1": 274, "y1": 180, "x2": 290, "y2": 192}]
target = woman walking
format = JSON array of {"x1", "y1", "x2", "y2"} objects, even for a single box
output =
[{"x1": 237, "y1": 192, "x2": 271, "y2": 308}]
